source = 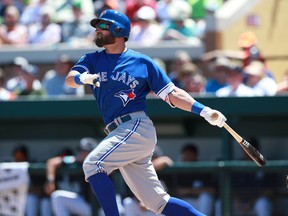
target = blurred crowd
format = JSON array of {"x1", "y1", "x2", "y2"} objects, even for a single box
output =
[
  {"x1": 0, "y1": 54, "x2": 85, "y2": 99},
  {"x1": 0, "y1": 0, "x2": 287, "y2": 100},
  {"x1": 0, "y1": 30, "x2": 287, "y2": 100},
  {"x1": 0, "y1": 0, "x2": 223, "y2": 47},
  {"x1": 168, "y1": 30, "x2": 288, "y2": 98}
]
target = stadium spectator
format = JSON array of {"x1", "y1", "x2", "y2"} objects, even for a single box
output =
[
  {"x1": 237, "y1": 31, "x2": 265, "y2": 67},
  {"x1": 0, "y1": 67, "x2": 16, "y2": 100},
  {"x1": 202, "y1": 31, "x2": 274, "y2": 79},
  {"x1": 204, "y1": 56, "x2": 229, "y2": 94},
  {"x1": 243, "y1": 60, "x2": 277, "y2": 96},
  {"x1": 20, "y1": 0, "x2": 51, "y2": 26},
  {"x1": 42, "y1": 54, "x2": 84, "y2": 96},
  {"x1": 61, "y1": 0, "x2": 95, "y2": 46},
  {"x1": 155, "y1": 0, "x2": 172, "y2": 27},
  {"x1": 44, "y1": 137, "x2": 98, "y2": 216},
  {"x1": 184, "y1": 72, "x2": 206, "y2": 95},
  {"x1": 175, "y1": 144, "x2": 216, "y2": 216},
  {"x1": 0, "y1": 5, "x2": 28, "y2": 45},
  {"x1": 94, "y1": 0, "x2": 121, "y2": 18},
  {"x1": 125, "y1": 0, "x2": 157, "y2": 24},
  {"x1": 0, "y1": 0, "x2": 24, "y2": 22},
  {"x1": 50, "y1": 0, "x2": 94, "y2": 24},
  {"x1": 28, "y1": 6, "x2": 61, "y2": 46},
  {"x1": 156, "y1": 0, "x2": 191, "y2": 28},
  {"x1": 238, "y1": 32, "x2": 275, "y2": 78},
  {"x1": 162, "y1": 18, "x2": 200, "y2": 43},
  {"x1": 128, "y1": 6, "x2": 163, "y2": 46},
  {"x1": 215, "y1": 62, "x2": 255, "y2": 97},
  {"x1": 168, "y1": 50, "x2": 193, "y2": 82},
  {"x1": 161, "y1": 1, "x2": 200, "y2": 44},
  {"x1": 173, "y1": 62, "x2": 206, "y2": 95},
  {"x1": 5, "y1": 56, "x2": 45, "y2": 96}
]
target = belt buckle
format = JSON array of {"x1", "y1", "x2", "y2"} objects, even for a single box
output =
[
  {"x1": 104, "y1": 114, "x2": 132, "y2": 135},
  {"x1": 104, "y1": 122, "x2": 113, "y2": 135},
  {"x1": 104, "y1": 127, "x2": 110, "y2": 135},
  {"x1": 104, "y1": 121, "x2": 117, "y2": 135}
]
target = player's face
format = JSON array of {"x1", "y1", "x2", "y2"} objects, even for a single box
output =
[{"x1": 94, "y1": 21, "x2": 116, "y2": 47}]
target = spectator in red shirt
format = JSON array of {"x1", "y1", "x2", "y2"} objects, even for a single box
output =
[{"x1": 125, "y1": 0, "x2": 157, "y2": 23}]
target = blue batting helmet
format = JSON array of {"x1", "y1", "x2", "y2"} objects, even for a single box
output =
[{"x1": 90, "y1": 10, "x2": 131, "y2": 41}]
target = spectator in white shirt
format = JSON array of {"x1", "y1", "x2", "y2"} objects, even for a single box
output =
[
  {"x1": 28, "y1": 6, "x2": 61, "y2": 46},
  {"x1": 244, "y1": 60, "x2": 277, "y2": 96},
  {"x1": 20, "y1": 0, "x2": 50, "y2": 26},
  {"x1": 216, "y1": 63, "x2": 255, "y2": 97},
  {"x1": 128, "y1": 6, "x2": 163, "y2": 46},
  {"x1": 0, "y1": 5, "x2": 28, "y2": 45}
]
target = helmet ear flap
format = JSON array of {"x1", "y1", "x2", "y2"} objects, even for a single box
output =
[
  {"x1": 114, "y1": 27, "x2": 122, "y2": 33},
  {"x1": 109, "y1": 24, "x2": 124, "y2": 37}
]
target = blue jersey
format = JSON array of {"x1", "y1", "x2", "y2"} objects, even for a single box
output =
[{"x1": 71, "y1": 49, "x2": 174, "y2": 125}]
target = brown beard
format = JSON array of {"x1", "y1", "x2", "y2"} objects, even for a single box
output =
[{"x1": 94, "y1": 33, "x2": 116, "y2": 47}]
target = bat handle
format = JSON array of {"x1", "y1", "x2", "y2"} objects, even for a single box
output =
[{"x1": 223, "y1": 123, "x2": 243, "y2": 143}]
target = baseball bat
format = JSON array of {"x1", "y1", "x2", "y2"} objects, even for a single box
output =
[{"x1": 223, "y1": 123, "x2": 267, "y2": 167}]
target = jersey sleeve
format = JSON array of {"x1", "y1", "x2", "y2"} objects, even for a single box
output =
[
  {"x1": 71, "y1": 54, "x2": 92, "y2": 73},
  {"x1": 146, "y1": 58, "x2": 175, "y2": 107}
]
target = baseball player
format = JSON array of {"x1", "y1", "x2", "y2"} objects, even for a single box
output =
[{"x1": 65, "y1": 9, "x2": 226, "y2": 216}]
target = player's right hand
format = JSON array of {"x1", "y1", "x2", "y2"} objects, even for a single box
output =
[
  {"x1": 79, "y1": 72, "x2": 100, "y2": 87},
  {"x1": 200, "y1": 107, "x2": 226, "y2": 128}
]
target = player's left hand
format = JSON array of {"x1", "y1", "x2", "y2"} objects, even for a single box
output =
[
  {"x1": 200, "y1": 107, "x2": 226, "y2": 128},
  {"x1": 79, "y1": 72, "x2": 100, "y2": 87}
]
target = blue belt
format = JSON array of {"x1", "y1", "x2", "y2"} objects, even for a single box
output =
[{"x1": 104, "y1": 114, "x2": 132, "y2": 134}]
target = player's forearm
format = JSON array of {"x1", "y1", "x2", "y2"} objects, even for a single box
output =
[
  {"x1": 169, "y1": 86, "x2": 227, "y2": 127},
  {"x1": 169, "y1": 87, "x2": 197, "y2": 112},
  {"x1": 46, "y1": 157, "x2": 62, "y2": 182},
  {"x1": 65, "y1": 71, "x2": 82, "y2": 88}
]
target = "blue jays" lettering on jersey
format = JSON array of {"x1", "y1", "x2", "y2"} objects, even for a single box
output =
[{"x1": 71, "y1": 49, "x2": 174, "y2": 125}]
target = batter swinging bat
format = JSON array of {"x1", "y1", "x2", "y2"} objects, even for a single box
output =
[{"x1": 223, "y1": 123, "x2": 267, "y2": 167}]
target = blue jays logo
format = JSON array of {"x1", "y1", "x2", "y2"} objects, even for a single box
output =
[
  {"x1": 114, "y1": 89, "x2": 136, "y2": 106},
  {"x1": 101, "y1": 11, "x2": 106, "y2": 16}
]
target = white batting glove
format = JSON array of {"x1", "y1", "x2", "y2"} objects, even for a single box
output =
[
  {"x1": 79, "y1": 72, "x2": 100, "y2": 87},
  {"x1": 200, "y1": 107, "x2": 227, "y2": 128}
]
